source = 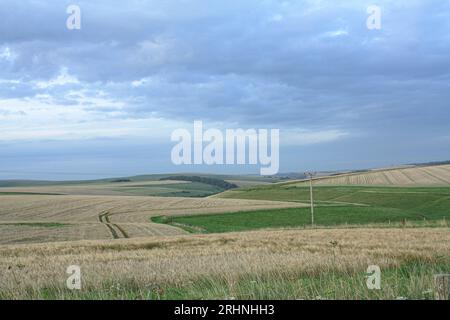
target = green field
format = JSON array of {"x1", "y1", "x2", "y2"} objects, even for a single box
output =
[
  {"x1": 153, "y1": 206, "x2": 449, "y2": 233},
  {"x1": 154, "y1": 185, "x2": 450, "y2": 233},
  {"x1": 221, "y1": 185, "x2": 450, "y2": 214}
]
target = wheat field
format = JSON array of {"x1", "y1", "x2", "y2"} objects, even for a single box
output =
[{"x1": 0, "y1": 227, "x2": 448, "y2": 299}]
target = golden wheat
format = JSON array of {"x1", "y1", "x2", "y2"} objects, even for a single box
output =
[{"x1": 0, "y1": 227, "x2": 448, "y2": 299}]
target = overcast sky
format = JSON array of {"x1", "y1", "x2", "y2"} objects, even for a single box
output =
[{"x1": 1, "y1": 0, "x2": 449, "y2": 179}]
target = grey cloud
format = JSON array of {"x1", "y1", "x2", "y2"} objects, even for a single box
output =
[{"x1": 0, "y1": 0, "x2": 449, "y2": 135}]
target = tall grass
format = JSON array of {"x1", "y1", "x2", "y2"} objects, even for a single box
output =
[{"x1": 0, "y1": 228, "x2": 449, "y2": 299}]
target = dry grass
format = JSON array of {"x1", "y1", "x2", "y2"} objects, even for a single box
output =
[
  {"x1": 294, "y1": 164, "x2": 450, "y2": 186},
  {"x1": 0, "y1": 227, "x2": 448, "y2": 299}
]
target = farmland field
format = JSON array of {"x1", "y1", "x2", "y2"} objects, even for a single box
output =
[
  {"x1": 0, "y1": 180, "x2": 221, "y2": 197},
  {"x1": 152, "y1": 206, "x2": 450, "y2": 234},
  {"x1": 156, "y1": 184, "x2": 450, "y2": 232},
  {"x1": 0, "y1": 173, "x2": 277, "y2": 196},
  {"x1": 0, "y1": 193, "x2": 304, "y2": 244},
  {"x1": 220, "y1": 185, "x2": 450, "y2": 214},
  {"x1": 286, "y1": 164, "x2": 450, "y2": 186},
  {"x1": 1, "y1": 166, "x2": 450, "y2": 299}
]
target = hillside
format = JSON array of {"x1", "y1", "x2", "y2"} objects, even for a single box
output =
[
  {"x1": 292, "y1": 164, "x2": 450, "y2": 186},
  {"x1": 0, "y1": 174, "x2": 278, "y2": 197}
]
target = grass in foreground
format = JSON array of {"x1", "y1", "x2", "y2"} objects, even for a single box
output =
[
  {"x1": 1, "y1": 228, "x2": 448, "y2": 300},
  {"x1": 156, "y1": 261, "x2": 447, "y2": 300},
  {"x1": 4, "y1": 260, "x2": 448, "y2": 300}
]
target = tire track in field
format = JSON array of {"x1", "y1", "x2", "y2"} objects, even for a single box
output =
[{"x1": 98, "y1": 211, "x2": 128, "y2": 239}]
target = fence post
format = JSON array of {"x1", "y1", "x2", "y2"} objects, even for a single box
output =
[{"x1": 434, "y1": 274, "x2": 450, "y2": 300}]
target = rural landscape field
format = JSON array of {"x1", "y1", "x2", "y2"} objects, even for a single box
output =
[
  {"x1": 2, "y1": 1, "x2": 450, "y2": 306},
  {"x1": 1, "y1": 164, "x2": 449, "y2": 299}
]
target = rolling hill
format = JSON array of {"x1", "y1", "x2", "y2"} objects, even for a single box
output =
[{"x1": 291, "y1": 164, "x2": 450, "y2": 186}]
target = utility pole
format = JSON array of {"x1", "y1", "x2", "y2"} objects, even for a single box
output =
[{"x1": 304, "y1": 172, "x2": 316, "y2": 227}]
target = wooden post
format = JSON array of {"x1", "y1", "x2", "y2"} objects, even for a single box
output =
[
  {"x1": 309, "y1": 176, "x2": 314, "y2": 227},
  {"x1": 434, "y1": 274, "x2": 450, "y2": 300},
  {"x1": 304, "y1": 172, "x2": 316, "y2": 228}
]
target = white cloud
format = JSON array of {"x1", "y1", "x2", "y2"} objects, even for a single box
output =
[
  {"x1": 320, "y1": 29, "x2": 349, "y2": 38},
  {"x1": 0, "y1": 92, "x2": 187, "y2": 141},
  {"x1": 0, "y1": 46, "x2": 16, "y2": 62},
  {"x1": 35, "y1": 67, "x2": 79, "y2": 89},
  {"x1": 131, "y1": 78, "x2": 148, "y2": 87}
]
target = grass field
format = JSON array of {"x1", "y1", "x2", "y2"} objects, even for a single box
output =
[
  {"x1": 152, "y1": 206, "x2": 449, "y2": 234},
  {"x1": 221, "y1": 185, "x2": 450, "y2": 214}
]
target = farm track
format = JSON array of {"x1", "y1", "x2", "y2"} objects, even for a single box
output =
[
  {"x1": 295, "y1": 199, "x2": 368, "y2": 206},
  {"x1": 98, "y1": 211, "x2": 128, "y2": 239}
]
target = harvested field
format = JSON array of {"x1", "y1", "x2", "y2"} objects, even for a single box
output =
[
  {"x1": 293, "y1": 164, "x2": 450, "y2": 186},
  {"x1": 0, "y1": 195, "x2": 304, "y2": 222},
  {"x1": 0, "y1": 223, "x2": 110, "y2": 245},
  {"x1": 0, "y1": 194, "x2": 305, "y2": 244},
  {"x1": 0, "y1": 180, "x2": 200, "y2": 197}
]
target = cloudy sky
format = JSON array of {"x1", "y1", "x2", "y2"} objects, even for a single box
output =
[{"x1": 1, "y1": 0, "x2": 449, "y2": 179}]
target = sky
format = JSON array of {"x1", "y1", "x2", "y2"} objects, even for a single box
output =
[{"x1": 0, "y1": 0, "x2": 449, "y2": 180}]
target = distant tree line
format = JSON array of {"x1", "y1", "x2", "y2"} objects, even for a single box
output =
[
  {"x1": 160, "y1": 176, "x2": 238, "y2": 190},
  {"x1": 110, "y1": 179, "x2": 131, "y2": 183}
]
